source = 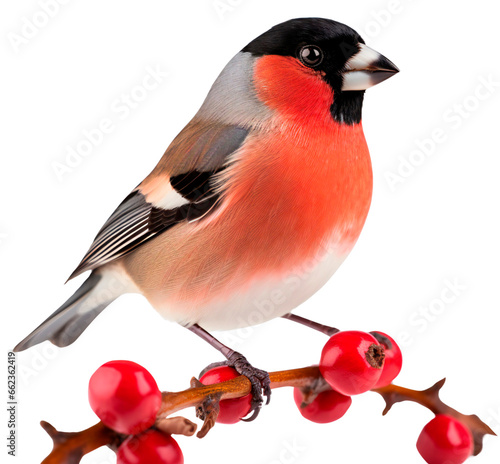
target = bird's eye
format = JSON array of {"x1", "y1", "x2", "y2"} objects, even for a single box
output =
[{"x1": 298, "y1": 45, "x2": 323, "y2": 68}]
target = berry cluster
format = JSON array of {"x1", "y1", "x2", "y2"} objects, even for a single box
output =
[
  {"x1": 312, "y1": 330, "x2": 473, "y2": 464},
  {"x1": 293, "y1": 330, "x2": 402, "y2": 425},
  {"x1": 88, "y1": 360, "x2": 183, "y2": 464},
  {"x1": 83, "y1": 331, "x2": 479, "y2": 464}
]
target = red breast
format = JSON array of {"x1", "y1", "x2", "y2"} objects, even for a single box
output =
[{"x1": 209, "y1": 55, "x2": 373, "y2": 273}]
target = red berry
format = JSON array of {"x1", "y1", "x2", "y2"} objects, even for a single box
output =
[
  {"x1": 371, "y1": 332, "x2": 403, "y2": 388},
  {"x1": 199, "y1": 366, "x2": 252, "y2": 424},
  {"x1": 293, "y1": 387, "x2": 351, "y2": 423},
  {"x1": 417, "y1": 414, "x2": 473, "y2": 464},
  {"x1": 88, "y1": 360, "x2": 162, "y2": 435},
  {"x1": 117, "y1": 429, "x2": 183, "y2": 464},
  {"x1": 319, "y1": 331, "x2": 385, "y2": 396}
]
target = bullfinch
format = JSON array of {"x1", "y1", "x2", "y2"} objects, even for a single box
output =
[{"x1": 14, "y1": 17, "x2": 399, "y2": 416}]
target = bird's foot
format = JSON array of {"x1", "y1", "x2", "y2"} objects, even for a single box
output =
[
  {"x1": 199, "y1": 352, "x2": 271, "y2": 422},
  {"x1": 226, "y1": 351, "x2": 271, "y2": 421}
]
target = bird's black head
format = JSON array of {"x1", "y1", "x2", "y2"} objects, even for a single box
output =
[{"x1": 242, "y1": 18, "x2": 398, "y2": 125}]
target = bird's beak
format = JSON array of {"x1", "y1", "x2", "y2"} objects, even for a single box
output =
[{"x1": 341, "y1": 43, "x2": 399, "y2": 91}]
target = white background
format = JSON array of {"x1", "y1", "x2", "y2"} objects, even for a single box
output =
[{"x1": 1, "y1": 1, "x2": 500, "y2": 463}]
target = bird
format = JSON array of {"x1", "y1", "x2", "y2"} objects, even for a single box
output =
[{"x1": 14, "y1": 17, "x2": 399, "y2": 417}]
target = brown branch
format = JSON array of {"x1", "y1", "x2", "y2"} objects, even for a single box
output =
[
  {"x1": 40, "y1": 421, "x2": 118, "y2": 464},
  {"x1": 190, "y1": 376, "x2": 222, "y2": 438},
  {"x1": 373, "y1": 378, "x2": 496, "y2": 456},
  {"x1": 41, "y1": 366, "x2": 495, "y2": 464}
]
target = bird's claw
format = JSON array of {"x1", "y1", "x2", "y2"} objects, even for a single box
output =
[
  {"x1": 226, "y1": 351, "x2": 271, "y2": 421},
  {"x1": 198, "y1": 352, "x2": 271, "y2": 421}
]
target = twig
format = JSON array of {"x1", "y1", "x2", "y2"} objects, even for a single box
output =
[
  {"x1": 373, "y1": 378, "x2": 496, "y2": 456},
  {"x1": 40, "y1": 421, "x2": 118, "y2": 464},
  {"x1": 41, "y1": 366, "x2": 495, "y2": 464},
  {"x1": 156, "y1": 416, "x2": 198, "y2": 437}
]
